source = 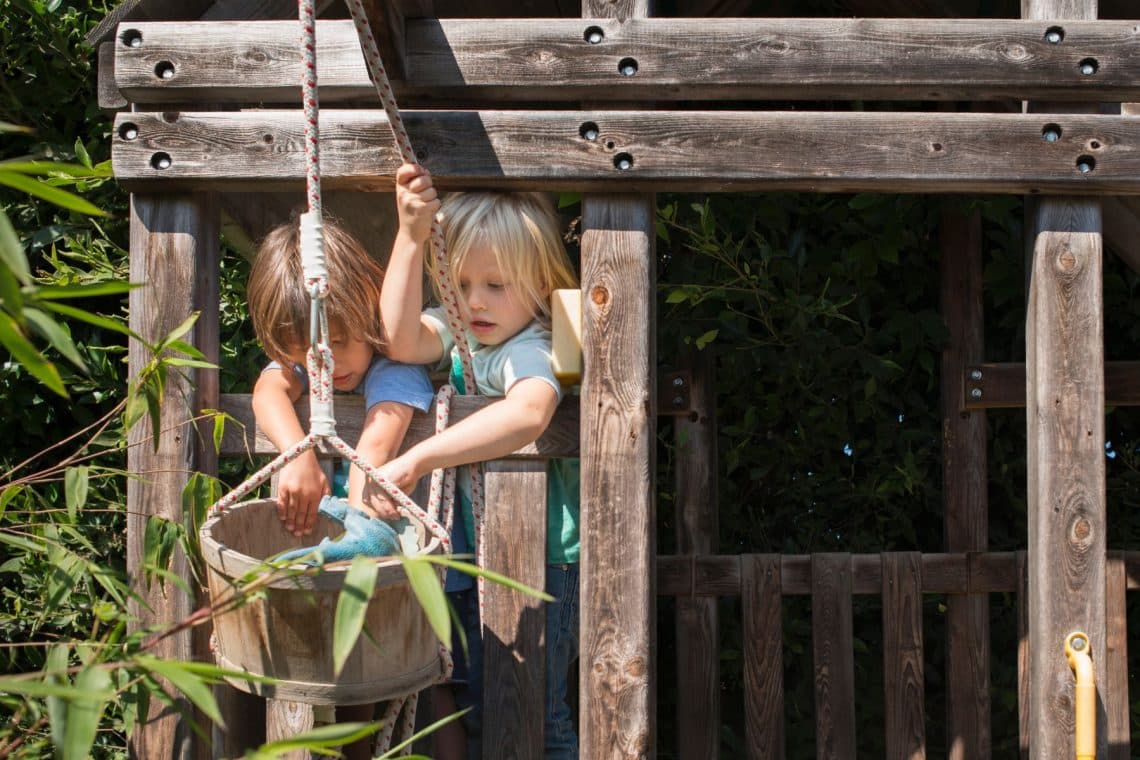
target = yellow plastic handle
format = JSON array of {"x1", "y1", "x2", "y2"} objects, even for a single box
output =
[{"x1": 1065, "y1": 631, "x2": 1095, "y2": 760}]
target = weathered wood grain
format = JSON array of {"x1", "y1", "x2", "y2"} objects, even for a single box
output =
[
  {"x1": 1024, "y1": 194, "x2": 1106, "y2": 760},
  {"x1": 1105, "y1": 554, "x2": 1129, "y2": 760},
  {"x1": 811, "y1": 553, "x2": 855, "y2": 760},
  {"x1": 579, "y1": 194, "x2": 656, "y2": 759},
  {"x1": 112, "y1": 109, "x2": 1140, "y2": 194},
  {"x1": 963, "y1": 360, "x2": 1140, "y2": 409},
  {"x1": 939, "y1": 207, "x2": 990, "y2": 760},
  {"x1": 881, "y1": 553, "x2": 926, "y2": 760},
  {"x1": 265, "y1": 699, "x2": 314, "y2": 759},
  {"x1": 482, "y1": 460, "x2": 547, "y2": 760},
  {"x1": 127, "y1": 194, "x2": 219, "y2": 760},
  {"x1": 1016, "y1": 550, "x2": 1029, "y2": 760},
  {"x1": 673, "y1": 353, "x2": 719, "y2": 760},
  {"x1": 111, "y1": 18, "x2": 1140, "y2": 103},
  {"x1": 743, "y1": 555, "x2": 784, "y2": 760}
]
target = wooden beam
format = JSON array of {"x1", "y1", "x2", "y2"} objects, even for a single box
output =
[
  {"x1": 881, "y1": 553, "x2": 926, "y2": 760},
  {"x1": 673, "y1": 353, "x2": 719, "y2": 760},
  {"x1": 963, "y1": 361, "x2": 1140, "y2": 409},
  {"x1": 357, "y1": 0, "x2": 410, "y2": 80},
  {"x1": 579, "y1": 192, "x2": 657, "y2": 758},
  {"x1": 111, "y1": 19, "x2": 1140, "y2": 103},
  {"x1": 656, "y1": 550, "x2": 1140, "y2": 597},
  {"x1": 112, "y1": 110, "x2": 1140, "y2": 194},
  {"x1": 939, "y1": 207, "x2": 990, "y2": 760},
  {"x1": 127, "y1": 194, "x2": 219, "y2": 759},
  {"x1": 811, "y1": 553, "x2": 856, "y2": 760},
  {"x1": 482, "y1": 460, "x2": 547, "y2": 760}
]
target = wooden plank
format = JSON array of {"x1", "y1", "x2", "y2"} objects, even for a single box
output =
[
  {"x1": 97, "y1": 42, "x2": 128, "y2": 111},
  {"x1": 86, "y1": 0, "x2": 215, "y2": 46},
  {"x1": 1017, "y1": 550, "x2": 1029, "y2": 760},
  {"x1": 1105, "y1": 553, "x2": 1129, "y2": 760},
  {"x1": 111, "y1": 18, "x2": 1140, "y2": 103},
  {"x1": 358, "y1": 0, "x2": 410, "y2": 80},
  {"x1": 1024, "y1": 179, "x2": 1107, "y2": 760},
  {"x1": 881, "y1": 553, "x2": 925, "y2": 760},
  {"x1": 939, "y1": 207, "x2": 990, "y2": 760},
  {"x1": 265, "y1": 699, "x2": 314, "y2": 760},
  {"x1": 579, "y1": 193, "x2": 656, "y2": 759},
  {"x1": 964, "y1": 361, "x2": 1140, "y2": 409},
  {"x1": 482, "y1": 460, "x2": 547, "y2": 760},
  {"x1": 743, "y1": 555, "x2": 784, "y2": 760},
  {"x1": 673, "y1": 353, "x2": 719, "y2": 760},
  {"x1": 217, "y1": 393, "x2": 580, "y2": 459},
  {"x1": 111, "y1": 109, "x2": 1140, "y2": 194},
  {"x1": 811, "y1": 553, "x2": 856, "y2": 760},
  {"x1": 127, "y1": 194, "x2": 219, "y2": 759}
]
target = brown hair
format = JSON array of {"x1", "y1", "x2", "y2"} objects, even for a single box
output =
[{"x1": 247, "y1": 215, "x2": 386, "y2": 365}]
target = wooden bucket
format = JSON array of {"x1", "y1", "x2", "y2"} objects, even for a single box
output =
[{"x1": 199, "y1": 498, "x2": 443, "y2": 705}]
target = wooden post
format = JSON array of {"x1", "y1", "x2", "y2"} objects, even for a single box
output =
[
  {"x1": 579, "y1": 191, "x2": 657, "y2": 759},
  {"x1": 811, "y1": 553, "x2": 856, "y2": 760},
  {"x1": 1022, "y1": 2, "x2": 1106, "y2": 757},
  {"x1": 482, "y1": 459, "x2": 548, "y2": 759},
  {"x1": 674, "y1": 354, "x2": 719, "y2": 759},
  {"x1": 938, "y1": 206, "x2": 990, "y2": 760},
  {"x1": 127, "y1": 194, "x2": 219, "y2": 759}
]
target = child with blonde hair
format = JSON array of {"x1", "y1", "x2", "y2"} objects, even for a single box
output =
[{"x1": 379, "y1": 164, "x2": 581, "y2": 759}]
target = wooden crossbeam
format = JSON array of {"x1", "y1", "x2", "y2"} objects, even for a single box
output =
[
  {"x1": 962, "y1": 361, "x2": 1140, "y2": 409},
  {"x1": 112, "y1": 110, "x2": 1140, "y2": 193},
  {"x1": 109, "y1": 18, "x2": 1140, "y2": 103}
]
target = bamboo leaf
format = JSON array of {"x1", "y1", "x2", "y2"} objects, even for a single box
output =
[
  {"x1": 63, "y1": 666, "x2": 112, "y2": 760},
  {"x1": 0, "y1": 171, "x2": 106, "y2": 216},
  {"x1": 64, "y1": 466, "x2": 89, "y2": 522},
  {"x1": 23, "y1": 306, "x2": 87, "y2": 371},
  {"x1": 418, "y1": 555, "x2": 553, "y2": 601},
  {"x1": 0, "y1": 675, "x2": 111, "y2": 700},
  {"x1": 45, "y1": 644, "x2": 70, "y2": 751},
  {"x1": 135, "y1": 655, "x2": 224, "y2": 726},
  {"x1": 34, "y1": 281, "x2": 138, "y2": 300},
  {"x1": 39, "y1": 300, "x2": 136, "y2": 338},
  {"x1": 333, "y1": 556, "x2": 378, "y2": 677},
  {"x1": 399, "y1": 555, "x2": 451, "y2": 644},
  {"x1": 0, "y1": 311, "x2": 66, "y2": 396},
  {"x1": 0, "y1": 210, "x2": 30, "y2": 285}
]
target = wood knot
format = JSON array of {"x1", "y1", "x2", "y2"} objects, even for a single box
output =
[
  {"x1": 1056, "y1": 246, "x2": 1078, "y2": 273},
  {"x1": 591, "y1": 286, "x2": 609, "y2": 306},
  {"x1": 625, "y1": 656, "x2": 646, "y2": 677},
  {"x1": 1073, "y1": 518, "x2": 1091, "y2": 541}
]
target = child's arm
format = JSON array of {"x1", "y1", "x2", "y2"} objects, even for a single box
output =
[
  {"x1": 383, "y1": 163, "x2": 445, "y2": 365},
  {"x1": 251, "y1": 367, "x2": 330, "y2": 537},
  {"x1": 377, "y1": 377, "x2": 559, "y2": 494},
  {"x1": 347, "y1": 400, "x2": 415, "y2": 521}
]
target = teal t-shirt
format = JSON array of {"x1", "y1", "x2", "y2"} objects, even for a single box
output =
[{"x1": 431, "y1": 308, "x2": 580, "y2": 564}]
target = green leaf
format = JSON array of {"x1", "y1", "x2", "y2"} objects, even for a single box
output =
[
  {"x1": 379, "y1": 708, "x2": 468, "y2": 758},
  {"x1": 0, "y1": 121, "x2": 33, "y2": 134},
  {"x1": 247, "y1": 721, "x2": 380, "y2": 758},
  {"x1": 33, "y1": 281, "x2": 138, "y2": 300},
  {"x1": 0, "y1": 210, "x2": 30, "y2": 284},
  {"x1": 64, "y1": 466, "x2": 90, "y2": 522},
  {"x1": 0, "y1": 530, "x2": 48, "y2": 554},
  {"x1": 399, "y1": 555, "x2": 451, "y2": 644},
  {"x1": 665, "y1": 289, "x2": 688, "y2": 305},
  {"x1": 0, "y1": 311, "x2": 67, "y2": 396},
  {"x1": 63, "y1": 666, "x2": 112, "y2": 760},
  {"x1": 0, "y1": 171, "x2": 106, "y2": 216},
  {"x1": 135, "y1": 655, "x2": 224, "y2": 727},
  {"x1": 0, "y1": 675, "x2": 110, "y2": 700},
  {"x1": 695, "y1": 329, "x2": 719, "y2": 349},
  {"x1": 0, "y1": 485, "x2": 24, "y2": 520},
  {"x1": 333, "y1": 556, "x2": 379, "y2": 677},
  {"x1": 155, "y1": 312, "x2": 200, "y2": 349},
  {"x1": 420, "y1": 556, "x2": 553, "y2": 601},
  {"x1": 74, "y1": 139, "x2": 93, "y2": 170},
  {"x1": 23, "y1": 306, "x2": 87, "y2": 371},
  {"x1": 0, "y1": 258, "x2": 24, "y2": 315},
  {"x1": 45, "y1": 644, "x2": 70, "y2": 751},
  {"x1": 40, "y1": 300, "x2": 136, "y2": 338}
]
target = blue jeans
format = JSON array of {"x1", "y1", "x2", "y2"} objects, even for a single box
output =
[{"x1": 544, "y1": 564, "x2": 580, "y2": 760}]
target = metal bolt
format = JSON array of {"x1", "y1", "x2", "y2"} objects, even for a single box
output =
[
  {"x1": 583, "y1": 127, "x2": 599, "y2": 141},
  {"x1": 1079, "y1": 59, "x2": 1098, "y2": 76},
  {"x1": 969, "y1": 369, "x2": 983, "y2": 381},
  {"x1": 1071, "y1": 636, "x2": 1087, "y2": 651},
  {"x1": 1045, "y1": 29, "x2": 1063, "y2": 44},
  {"x1": 121, "y1": 125, "x2": 138, "y2": 140},
  {"x1": 586, "y1": 28, "x2": 603, "y2": 44},
  {"x1": 1077, "y1": 158, "x2": 1095, "y2": 174},
  {"x1": 672, "y1": 376, "x2": 685, "y2": 387},
  {"x1": 1042, "y1": 127, "x2": 1061, "y2": 142},
  {"x1": 672, "y1": 395, "x2": 685, "y2": 408},
  {"x1": 970, "y1": 388, "x2": 983, "y2": 400}
]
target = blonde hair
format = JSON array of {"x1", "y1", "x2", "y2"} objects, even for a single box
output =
[
  {"x1": 247, "y1": 216, "x2": 386, "y2": 365},
  {"x1": 432, "y1": 191, "x2": 577, "y2": 324}
]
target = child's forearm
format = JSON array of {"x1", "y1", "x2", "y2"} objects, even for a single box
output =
[
  {"x1": 379, "y1": 230, "x2": 427, "y2": 361},
  {"x1": 252, "y1": 371, "x2": 307, "y2": 453}
]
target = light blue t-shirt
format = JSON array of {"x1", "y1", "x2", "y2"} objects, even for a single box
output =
[{"x1": 425, "y1": 307, "x2": 580, "y2": 571}]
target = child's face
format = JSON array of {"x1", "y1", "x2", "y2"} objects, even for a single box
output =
[
  {"x1": 457, "y1": 242, "x2": 542, "y2": 346},
  {"x1": 286, "y1": 328, "x2": 374, "y2": 392}
]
